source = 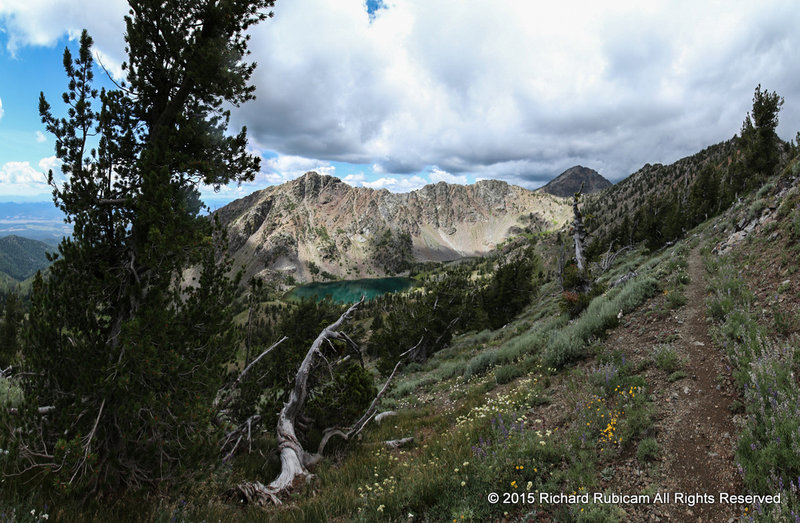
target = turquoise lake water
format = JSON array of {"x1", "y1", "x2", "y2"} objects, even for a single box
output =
[{"x1": 286, "y1": 277, "x2": 414, "y2": 303}]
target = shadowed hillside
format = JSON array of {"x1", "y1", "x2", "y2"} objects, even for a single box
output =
[{"x1": 0, "y1": 235, "x2": 53, "y2": 282}]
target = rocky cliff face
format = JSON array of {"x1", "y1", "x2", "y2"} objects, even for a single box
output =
[{"x1": 217, "y1": 172, "x2": 571, "y2": 284}]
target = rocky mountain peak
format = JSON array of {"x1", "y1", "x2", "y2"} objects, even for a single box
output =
[
  {"x1": 539, "y1": 165, "x2": 612, "y2": 198},
  {"x1": 290, "y1": 171, "x2": 346, "y2": 201}
]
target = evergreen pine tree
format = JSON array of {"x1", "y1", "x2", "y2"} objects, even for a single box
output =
[
  {"x1": 17, "y1": 0, "x2": 274, "y2": 492},
  {"x1": 0, "y1": 291, "x2": 21, "y2": 368},
  {"x1": 738, "y1": 85, "x2": 784, "y2": 192},
  {"x1": 482, "y1": 249, "x2": 540, "y2": 330}
]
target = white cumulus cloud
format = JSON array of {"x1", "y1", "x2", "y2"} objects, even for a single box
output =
[
  {"x1": 360, "y1": 176, "x2": 428, "y2": 192},
  {"x1": 259, "y1": 154, "x2": 335, "y2": 185},
  {"x1": 0, "y1": 0, "x2": 128, "y2": 60},
  {"x1": 38, "y1": 156, "x2": 61, "y2": 175},
  {"x1": 342, "y1": 171, "x2": 428, "y2": 192},
  {"x1": 341, "y1": 173, "x2": 366, "y2": 186},
  {"x1": 428, "y1": 168, "x2": 467, "y2": 185},
  {"x1": 0, "y1": 160, "x2": 53, "y2": 197},
  {"x1": 1, "y1": 161, "x2": 47, "y2": 185},
  {"x1": 238, "y1": 0, "x2": 800, "y2": 184}
]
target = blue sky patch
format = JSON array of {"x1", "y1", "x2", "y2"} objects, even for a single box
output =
[{"x1": 365, "y1": 0, "x2": 386, "y2": 20}]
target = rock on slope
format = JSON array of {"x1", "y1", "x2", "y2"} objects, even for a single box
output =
[
  {"x1": 538, "y1": 165, "x2": 612, "y2": 198},
  {"x1": 217, "y1": 172, "x2": 571, "y2": 284}
]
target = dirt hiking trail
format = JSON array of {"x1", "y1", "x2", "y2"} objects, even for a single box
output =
[{"x1": 604, "y1": 246, "x2": 742, "y2": 522}]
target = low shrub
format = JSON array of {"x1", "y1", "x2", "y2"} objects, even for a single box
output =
[
  {"x1": 636, "y1": 438, "x2": 659, "y2": 462},
  {"x1": 494, "y1": 364, "x2": 523, "y2": 385},
  {"x1": 665, "y1": 290, "x2": 687, "y2": 309},
  {"x1": 464, "y1": 351, "x2": 498, "y2": 379},
  {"x1": 544, "y1": 276, "x2": 659, "y2": 369},
  {"x1": 434, "y1": 359, "x2": 468, "y2": 381},
  {"x1": 651, "y1": 344, "x2": 682, "y2": 373},
  {"x1": 667, "y1": 370, "x2": 687, "y2": 382},
  {"x1": 0, "y1": 378, "x2": 23, "y2": 408}
]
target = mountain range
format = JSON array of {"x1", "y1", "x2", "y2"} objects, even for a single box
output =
[
  {"x1": 217, "y1": 171, "x2": 573, "y2": 284},
  {"x1": 0, "y1": 164, "x2": 610, "y2": 289},
  {"x1": 0, "y1": 202, "x2": 70, "y2": 243}
]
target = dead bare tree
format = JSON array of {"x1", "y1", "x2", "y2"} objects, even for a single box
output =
[
  {"x1": 216, "y1": 336, "x2": 288, "y2": 459},
  {"x1": 596, "y1": 243, "x2": 632, "y2": 274},
  {"x1": 230, "y1": 298, "x2": 419, "y2": 505},
  {"x1": 571, "y1": 184, "x2": 588, "y2": 277}
]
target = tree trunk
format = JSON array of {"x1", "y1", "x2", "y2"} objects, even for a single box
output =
[{"x1": 571, "y1": 186, "x2": 587, "y2": 276}]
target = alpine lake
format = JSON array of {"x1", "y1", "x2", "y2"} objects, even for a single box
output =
[{"x1": 285, "y1": 277, "x2": 415, "y2": 304}]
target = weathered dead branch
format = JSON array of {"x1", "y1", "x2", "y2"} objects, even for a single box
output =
[
  {"x1": 383, "y1": 437, "x2": 413, "y2": 449},
  {"x1": 598, "y1": 244, "x2": 632, "y2": 274},
  {"x1": 231, "y1": 300, "x2": 420, "y2": 505},
  {"x1": 374, "y1": 411, "x2": 397, "y2": 424},
  {"x1": 7, "y1": 406, "x2": 56, "y2": 415}
]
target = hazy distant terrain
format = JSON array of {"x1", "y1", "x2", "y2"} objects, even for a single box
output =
[{"x1": 0, "y1": 202, "x2": 70, "y2": 244}]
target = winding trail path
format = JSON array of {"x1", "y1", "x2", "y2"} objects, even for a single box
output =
[
  {"x1": 604, "y1": 246, "x2": 742, "y2": 522},
  {"x1": 657, "y1": 246, "x2": 741, "y2": 521}
]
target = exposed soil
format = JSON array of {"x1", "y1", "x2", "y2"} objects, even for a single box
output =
[{"x1": 602, "y1": 246, "x2": 743, "y2": 522}]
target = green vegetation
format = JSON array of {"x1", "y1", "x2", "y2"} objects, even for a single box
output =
[
  {"x1": 651, "y1": 344, "x2": 682, "y2": 374},
  {"x1": 636, "y1": 437, "x2": 659, "y2": 463},
  {"x1": 369, "y1": 228, "x2": 414, "y2": 275},
  {"x1": 368, "y1": 247, "x2": 542, "y2": 373},
  {"x1": 586, "y1": 85, "x2": 788, "y2": 254},
  {"x1": 4, "y1": 0, "x2": 273, "y2": 495},
  {"x1": 705, "y1": 250, "x2": 800, "y2": 520},
  {"x1": 0, "y1": 235, "x2": 53, "y2": 282},
  {"x1": 738, "y1": 85, "x2": 785, "y2": 192},
  {"x1": 667, "y1": 370, "x2": 688, "y2": 383},
  {"x1": 544, "y1": 274, "x2": 659, "y2": 369},
  {"x1": 0, "y1": 292, "x2": 22, "y2": 368},
  {"x1": 664, "y1": 289, "x2": 687, "y2": 309},
  {"x1": 482, "y1": 247, "x2": 543, "y2": 329}
]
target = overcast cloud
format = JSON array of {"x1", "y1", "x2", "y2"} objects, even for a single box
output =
[
  {"x1": 241, "y1": 0, "x2": 800, "y2": 184},
  {"x1": 2, "y1": 0, "x2": 800, "y2": 191}
]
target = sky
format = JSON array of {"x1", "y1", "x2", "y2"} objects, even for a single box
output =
[{"x1": 1, "y1": 0, "x2": 800, "y2": 205}]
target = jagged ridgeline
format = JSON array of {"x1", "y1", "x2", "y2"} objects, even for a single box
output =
[{"x1": 215, "y1": 171, "x2": 572, "y2": 285}]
